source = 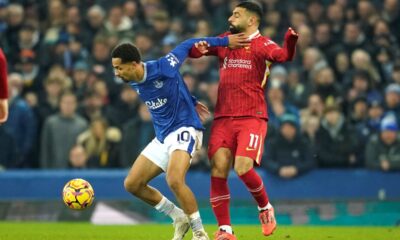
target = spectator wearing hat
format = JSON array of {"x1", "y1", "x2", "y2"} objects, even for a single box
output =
[
  {"x1": 384, "y1": 83, "x2": 400, "y2": 125},
  {"x1": 15, "y1": 49, "x2": 44, "y2": 93},
  {"x1": 315, "y1": 105, "x2": 358, "y2": 167},
  {"x1": 367, "y1": 96, "x2": 385, "y2": 134},
  {"x1": 71, "y1": 61, "x2": 90, "y2": 101},
  {"x1": 366, "y1": 114, "x2": 400, "y2": 171},
  {"x1": 263, "y1": 113, "x2": 315, "y2": 178}
]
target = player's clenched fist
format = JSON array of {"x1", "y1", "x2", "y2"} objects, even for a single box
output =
[{"x1": 285, "y1": 27, "x2": 299, "y2": 40}]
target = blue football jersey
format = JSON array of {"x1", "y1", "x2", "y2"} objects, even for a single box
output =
[{"x1": 128, "y1": 37, "x2": 229, "y2": 142}]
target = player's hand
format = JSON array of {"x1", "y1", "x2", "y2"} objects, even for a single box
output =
[
  {"x1": 195, "y1": 101, "x2": 210, "y2": 123},
  {"x1": 0, "y1": 98, "x2": 8, "y2": 124},
  {"x1": 228, "y1": 33, "x2": 251, "y2": 49},
  {"x1": 194, "y1": 41, "x2": 210, "y2": 54},
  {"x1": 285, "y1": 27, "x2": 299, "y2": 40}
]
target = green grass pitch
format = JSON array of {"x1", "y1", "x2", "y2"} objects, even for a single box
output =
[{"x1": 0, "y1": 222, "x2": 398, "y2": 240}]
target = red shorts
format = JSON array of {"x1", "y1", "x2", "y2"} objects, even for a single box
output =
[{"x1": 207, "y1": 117, "x2": 268, "y2": 165}]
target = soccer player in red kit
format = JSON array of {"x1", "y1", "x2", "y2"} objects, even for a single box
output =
[
  {"x1": 189, "y1": 1, "x2": 298, "y2": 239},
  {"x1": 0, "y1": 48, "x2": 8, "y2": 123}
]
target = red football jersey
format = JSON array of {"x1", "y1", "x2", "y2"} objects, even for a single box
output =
[
  {"x1": 0, "y1": 48, "x2": 8, "y2": 99},
  {"x1": 190, "y1": 30, "x2": 297, "y2": 119}
]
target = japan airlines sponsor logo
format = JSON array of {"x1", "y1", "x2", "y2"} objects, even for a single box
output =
[
  {"x1": 222, "y1": 57, "x2": 252, "y2": 69},
  {"x1": 145, "y1": 98, "x2": 167, "y2": 110}
]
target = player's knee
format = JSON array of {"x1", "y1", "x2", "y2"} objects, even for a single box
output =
[
  {"x1": 210, "y1": 160, "x2": 230, "y2": 178},
  {"x1": 124, "y1": 177, "x2": 142, "y2": 195},
  {"x1": 234, "y1": 164, "x2": 252, "y2": 176},
  {"x1": 166, "y1": 174, "x2": 184, "y2": 192}
]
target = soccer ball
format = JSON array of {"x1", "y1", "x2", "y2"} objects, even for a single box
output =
[{"x1": 62, "y1": 178, "x2": 95, "y2": 210}]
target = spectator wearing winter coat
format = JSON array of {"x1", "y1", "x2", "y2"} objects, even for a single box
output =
[
  {"x1": 366, "y1": 114, "x2": 400, "y2": 171},
  {"x1": 315, "y1": 105, "x2": 358, "y2": 167},
  {"x1": 263, "y1": 114, "x2": 315, "y2": 178}
]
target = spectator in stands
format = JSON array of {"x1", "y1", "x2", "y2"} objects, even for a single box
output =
[
  {"x1": 367, "y1": 96, "x2": 385, "y2": 134},
  {"x1": 40, "y1": 92, "x2": 87, "y2": 168},
  {"x1": 3, "y1": 73, "x2": 37, "y2": 168},
  {"x1": 302, "y1": 114, "x2": 320, "y2": 146},
  {"x1": 312, "y1": 67, "x2": 342, "y2": 103},
  {"x1": 105, "y1": 84, "x2": 140, "y2": 129},
  {"x1": 384, "y1": 83, "x2": 400, "y2": 125},
  {"x1": 83, "y1": 5, "x2": 106, "y2": 49},
  {"x1": 36, "y1": 76, "x2": 65, "y2": 129},
  {"x1": 77, "y1": 117, "x2": 121, "y2": 168},
  {"x1": 0, "y1": 125, "x2": 17, "y2": 169},
  {"x1": 120, "y1": 103, "x2": 154, "y2": 168},
  {"x1": 78, "y1": 91, "x2": 106, "y2": 122},
  {"x1": 391, "y1": 64, "x2": 400, "y2": 84},
  {"x1": 99, "y1": 4, "x2": 134, "y2": 41},
  {"x1": 69, "y1": 144, "x2": 88, "y2": 169},
  {"x1": 315, "y1": 105, "x2": 358, "y2": 167},
  {"x1": 71, "y1": 61, "x2": 90, "y2": 101},
  {"x1": 348, "y1": 96, "x2": 370, "y2": 166},
  {"x1": 267, "y1": 79, "x2": 299, "y2": 129},
  {"x1": 2, "y1": 3, "x2": 24, "y2": 64},
  {"x1": 286, "y1": 67, "x2": 310, "y2": 108},
  {"x1": 300, "y1": 94, "x2": 325, "y2": 131},
  {"x1": 366, "y1": 114, "x2": 400, "y2": 171},
  {"x1": 264, "y1": 114, "x2": 315, "y2": 178},
  {"x1": 350, "y1": 49, "x2": 381, "y2": 87}
]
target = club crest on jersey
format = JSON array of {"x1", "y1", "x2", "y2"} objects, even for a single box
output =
[{"x1": 154, "y1": 80, "x2": 164, "y2": 88}]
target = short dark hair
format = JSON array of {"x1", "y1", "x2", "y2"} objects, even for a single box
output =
[
  {"x1": 111, "y1": 42, "x2": 141, "y2": 63},
  {"x1": 236, "y1": 1, "x2": 263, "y2": 21}
]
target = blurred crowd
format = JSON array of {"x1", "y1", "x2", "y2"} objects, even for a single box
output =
[{"x1": 0, "y1": 0, "x2": 400, "y2": 177}]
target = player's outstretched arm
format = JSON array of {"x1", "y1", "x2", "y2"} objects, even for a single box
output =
[
  {"x1": 0, "y1": 49, "x2": 8, "y2": 123},
  {"x1": 264, "y1": 27, "x2": 299, "y2": 63},
  {"x1": 168, "y1": 36, "x2": 229, "y2": 66},
  {"x1": 189, "y1": 33, "x2": 250, "y2": 58}
]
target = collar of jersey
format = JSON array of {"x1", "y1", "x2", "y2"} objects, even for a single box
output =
[
  {"x1": 132, "y1": 62, "x2": 147, "y2": 85},
  {"x1": 247, "y1": 30, "x2": 261, "y2": 40}
]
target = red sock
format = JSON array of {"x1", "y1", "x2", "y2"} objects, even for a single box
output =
[
  {"x1": 239, "y1": 168, "x2": 269, "y2": 208},
  {"x1": 210, "y1": 176, "x2": 231, "y2": 226}
]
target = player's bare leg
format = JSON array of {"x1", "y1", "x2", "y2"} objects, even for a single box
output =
[
  {"x1": 234, "y1": 156, "x2": 276, "y2": 236},
  {"x1": 167, "y1": 150, "x2": 209, "y2": 240},
  {"x1": 210, "y1": 148, "x2": 237, "y2": 240},
  {"x1": 124, "y1": 154, "x2": 189, "y2": 240},
  {"x1": 124, "y1": 154, "x2": 164, "y2": 205}
]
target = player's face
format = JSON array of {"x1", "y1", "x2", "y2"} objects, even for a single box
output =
[
  {"x1": 112, "y1": 58, "x2": 138, "y2": 82},
  {"x1": 228, "y1": 7, "x2": 249, "y2": 34}
]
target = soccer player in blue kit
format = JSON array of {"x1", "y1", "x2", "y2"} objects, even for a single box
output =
[{"x1": 111, "y1": 34, "x2": 249, "y2": 240}]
